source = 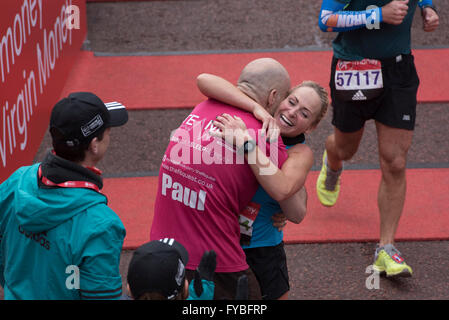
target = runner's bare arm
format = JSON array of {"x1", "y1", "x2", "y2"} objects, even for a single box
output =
[
  {"x1": 278, "y1": 186, "x2": 308, "y2": 224},
  {"x1": 197, "y1": 73, "x2": 262, "y2": 114},
  {"x1": 245, "y1": 144, "x2": 313, "y2": 202},
  {"x1": 197, "y1": 73, "x2": 278, "y2": 140},
  {"x1": 211, "y1": 114, "x2": 313, "y2": 201}
]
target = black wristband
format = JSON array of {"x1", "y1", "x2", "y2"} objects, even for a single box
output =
[
  {"x1": 421, "y1": 4, "x2": 437, "y2": 14},
  {"x1": 238, "y1": 140, "x2": 256, "y2": 155}
]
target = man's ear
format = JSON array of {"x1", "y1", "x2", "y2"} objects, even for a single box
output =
[
  {"x1": 268, "y1": 89, "x2": 277, "y2": 109},
  {"x1": 183, "y1": 279, "x2": 189, "y2": 299},
  {"x1": 88, "y1": 137, "x2": 99, "y2": 155}
]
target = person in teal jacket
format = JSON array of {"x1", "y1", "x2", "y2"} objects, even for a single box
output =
[{"x1": 0, "y1": 92, "x2": 128, "y2": 299}]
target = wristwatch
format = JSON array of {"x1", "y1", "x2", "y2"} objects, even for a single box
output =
[{"x1": 238, "y1": 140, "x2": 256, "y2": 155}]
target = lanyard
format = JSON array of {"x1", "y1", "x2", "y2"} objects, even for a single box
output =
[{"x1": 38, "y1": 166, "x2": 101, "y2": 193}]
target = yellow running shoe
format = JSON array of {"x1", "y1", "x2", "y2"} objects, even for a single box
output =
[
  {"x1": 373, "y1": 244, "x2": 413, "y2": 278},
  {"x1": 316, "y1": 150, "x2": 342, "y2": 207}
]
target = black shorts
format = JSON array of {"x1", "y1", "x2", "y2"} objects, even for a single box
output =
[
  {"x1": 244, "y1": 242, "x2": 289, "y2": 300},
  {"x1": 330, "y1": 54, "x2": 420, "y2": 133}
]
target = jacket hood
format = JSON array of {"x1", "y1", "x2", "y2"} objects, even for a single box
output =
[{"x1": 12, "y1": 163, "x2": 107, "y2": 233}]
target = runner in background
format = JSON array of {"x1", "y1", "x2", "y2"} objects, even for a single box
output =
[{"x1": 316, "y1": 0, "x2": 439, "y2": 277}]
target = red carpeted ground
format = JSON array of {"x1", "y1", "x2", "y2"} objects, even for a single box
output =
[
  {"x1": 87, "y1": 0, "x2": 152, "y2": 2},
  {"x1": 61, "y1": 49, "x2": 449, "y2": 109},
  {"x1": 103, "y1": 168, "x2": 449, "y2": 249}
]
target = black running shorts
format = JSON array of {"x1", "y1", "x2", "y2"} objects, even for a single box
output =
[
  {"x1": 244, "y1": 242, "x2": 289, "y2": 300},
  {"x1": 329, "y1": 54, "x2": 420, "y2": 133}
]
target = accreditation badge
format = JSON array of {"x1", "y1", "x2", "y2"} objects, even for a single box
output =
[
  {"x1": 239, "y1": 202, "x2": 261, "y2": 246},
  {"x1": 334, "y1": 59, "x2": 384, "y2": 101}
]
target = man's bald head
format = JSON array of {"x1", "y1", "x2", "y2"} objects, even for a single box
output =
[{"x1": 237, "y1": 58, "x2": 291, "y2": 114}]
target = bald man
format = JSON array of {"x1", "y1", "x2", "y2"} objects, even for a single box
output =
[
  {"x1": 237, "y1": 58, "x2": 291, "y2": 116},
  {"x1": 150, "y1": 58, "x2": 291, "y2": 300}
]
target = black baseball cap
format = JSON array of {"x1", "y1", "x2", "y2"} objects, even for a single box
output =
[
  {"x1": 50, "y1": 92, "x2": 128, "y2": 147},
  {"x1": 127, "y1": 239, "x2": 189, "y2": 300}
]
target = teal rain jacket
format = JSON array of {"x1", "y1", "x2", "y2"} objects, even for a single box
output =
[{"x1": 0, "y1": 163, "x2": 126, "y2": 300}]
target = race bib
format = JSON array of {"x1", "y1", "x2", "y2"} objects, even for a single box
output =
[
  {"x1": 334, "y1": 59, "x2": 384, "y2": 101},
  {"x1": 239, "y1": 202, "x2": 261, "y2": 246}
]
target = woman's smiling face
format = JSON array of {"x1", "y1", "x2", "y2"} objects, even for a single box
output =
[{"x1": 273, "y1": 86, "x2": 322, "y2": 137}]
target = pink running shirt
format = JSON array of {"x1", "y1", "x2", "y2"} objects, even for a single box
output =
[{"x1": 150, "y1": 99, "x2": 288, "y2": 272}]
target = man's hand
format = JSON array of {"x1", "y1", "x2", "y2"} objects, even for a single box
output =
[
  {"x1": 382, "y1": 0, "x2": 409, "y2": 25},
  {"x1": 422, "y1": 7, "x2": 439, "y2": 32},
  {"x1": 272, "y1": 212, "x2": 288, "y2": 232}
]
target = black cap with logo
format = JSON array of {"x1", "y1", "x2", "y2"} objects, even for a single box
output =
[
  {"x1": 50, "y1": 92, "x2": 128, "y2": 147},
  {"x1": 127, "y1": 238, "x2": 189, "y2": 300}
]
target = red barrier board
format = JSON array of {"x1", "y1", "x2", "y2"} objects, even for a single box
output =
[{"x1": 0, "y1": 0, "x2": 87, "y2": 182}]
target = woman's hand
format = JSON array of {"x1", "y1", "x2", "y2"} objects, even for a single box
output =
[
  {"x1": 252, "y1": 106, "x2": 280, "y2": 143},
  {"x1": 211, "y1": 113, "x2": 252, "y2": 148}
]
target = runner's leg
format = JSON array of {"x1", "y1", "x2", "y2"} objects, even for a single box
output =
[
  {"x1": 325, "y1": 126, "x2": 365, "y2": 171},
  {"x1": 376, "y1": 121, "x2": 413, "y2": 246}
]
